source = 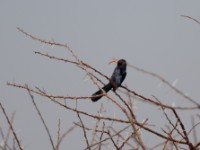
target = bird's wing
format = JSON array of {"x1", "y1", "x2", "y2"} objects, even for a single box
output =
[{"x1": 121, "y1": 72, "x2": 127, "y2": 84}]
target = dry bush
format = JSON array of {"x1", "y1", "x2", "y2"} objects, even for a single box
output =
[{"x1": 1, "y1": 15, "x2": 200, "y2": 150}]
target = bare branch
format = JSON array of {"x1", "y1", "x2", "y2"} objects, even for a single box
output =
[
  {"x1": 77, "y1": 112, "x2": 91, "y2": 150},
  {"x1": 0, "y1": 102, "x2": 23, "y2": 150},
  {"x1": 127, "y1": 63, "x2": 200, "y2": 107},
  {"x1": 181, "y1": 15, "x2": 200, "y2": 25},
  {"x1": 26, "y1": 88, "x2": 55, "y2": 150}
]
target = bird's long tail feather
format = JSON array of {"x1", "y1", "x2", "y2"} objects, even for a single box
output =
[{"x1": 91, "y1": 83, "x2": 112, "y2": 102}]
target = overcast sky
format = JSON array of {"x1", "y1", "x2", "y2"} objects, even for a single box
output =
[{"x1": 1, "y1": 1, "x2": 200, "y2": 149}]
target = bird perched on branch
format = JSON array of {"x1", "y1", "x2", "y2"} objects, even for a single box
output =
[{"x1": 91, "y1": 59, "x2": 127, "y2": 102}]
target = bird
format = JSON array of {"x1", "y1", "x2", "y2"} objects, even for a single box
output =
[{"x1": 91, "y1": 59, "x2": 127, "y2": 102}]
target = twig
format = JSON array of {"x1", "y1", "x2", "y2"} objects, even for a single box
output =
[
  {"x1": 127, "y1": 63, "x2": 200, "y2": 107},
  {"x1": 84, "y1": 125, "x2": 130, "y2": 150},
  {"x1": 90, "y1": 104, "x2": 104, "y2": 146},
  {"x1": 56, "y1": 124, "x2": 77, "y2": 147},
  {"x1": 118, "y1": 131, "x2": 134, "y2": 150},
  {"x1": 188, "y1": 116, "x2": 198, "y2": 144},
  {"x1": 171, "y1": 109, "x2": 194, "y2": 149},
  {"x1": 109, "y1": 126, "x2": 135, "y2": 149},
  {"x1": 122, "y1": 86, "x2": 173, "y2": 109},
  {"x1": 0, "y1": 102, "x2": 23, "y2": 150},
  {"x1": 77, "y1": 112, "x2": 91, "y2": 150},
  {"x1": 98, "y1": 122, "x2": 105, "y2": 150},
  {"x1": 55, "y1": 119, "x2": 61, "y2": 150},
  {"x1": 7, "y1": 81, "x2": 105, "y2": 100},
  {"x1": 107, "y1": 130, "x2": 119, "y2": 149},
  {"x1": 26, "y1": 87, "x2": 55, "y2": 150},
  {"x1": 3, "y1": 111, "x2": 16, "y2": 150},
  {"x1": 153, "y1": 95, "x2": 185, "y2": 139},
  {"x1": 34, "y1": 51, "x2": 110, "y2": 82},
  {"x1": 17, "y1": 27, "x2": 79, "y2": 63},
  {"x1": 181, "y1": 15, "x2": 200, "y2": 25}
]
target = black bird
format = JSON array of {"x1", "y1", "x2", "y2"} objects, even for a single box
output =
[{"x1": 91, "y1": 59, "x2": 127, "y2": 102}]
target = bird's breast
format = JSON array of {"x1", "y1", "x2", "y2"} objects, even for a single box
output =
[{"x1": 113, "y1": 69, "x2": 122, "y2": 86}]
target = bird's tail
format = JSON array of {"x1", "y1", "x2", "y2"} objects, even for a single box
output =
[{"x1": 91, "y1": 83, "x2": 112, "y2": 102}]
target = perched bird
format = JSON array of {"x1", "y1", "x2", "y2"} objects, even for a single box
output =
[{"x1": 91, "y1": 59, "x2": 127, "y2": 102}]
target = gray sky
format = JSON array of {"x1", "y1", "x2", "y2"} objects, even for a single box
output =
[{"x1": 1, "y1": 1, "x2": 200, "y2": 149}]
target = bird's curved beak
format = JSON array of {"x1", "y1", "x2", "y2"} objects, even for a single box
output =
[{"x1": 109, "y1": 59, "x2": 118, "y2": 64}]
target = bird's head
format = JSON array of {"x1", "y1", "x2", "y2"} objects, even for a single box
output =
[{"x1": 109, "y1": 59, "x2": 127, "y2": 67}]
